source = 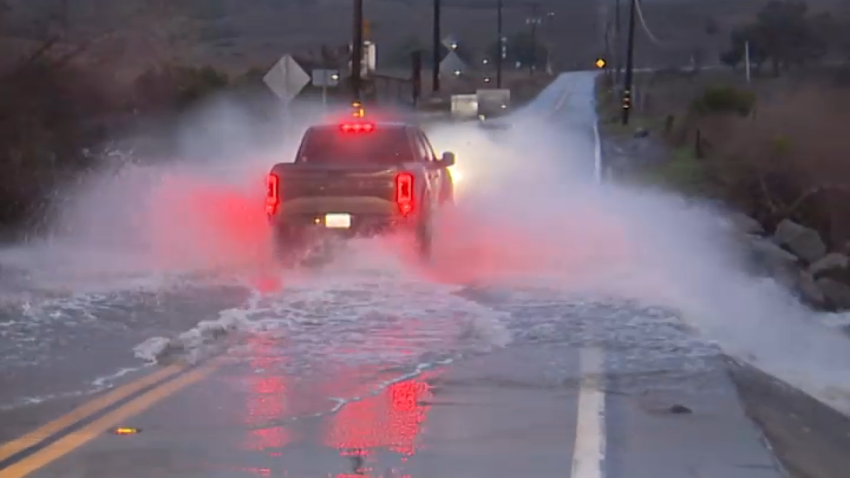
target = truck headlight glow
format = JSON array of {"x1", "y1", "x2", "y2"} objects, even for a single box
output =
[{"x1": 449, "y1": 165, "x2": 463, "y2": 184}]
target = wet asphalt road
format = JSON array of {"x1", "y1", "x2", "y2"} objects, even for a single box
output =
[
  {"x1": 9, "y1": 344, "x2": 781, "y2": 478},
  {"x1": 1, "y1": 72, "x2": 850, "y2": 478}
]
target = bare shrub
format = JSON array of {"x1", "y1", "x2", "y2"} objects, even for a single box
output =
[
  {"x1": 0, "y1": 56, "x2": 117, "y2": 232},
  {"x1": 133, "y1": 64, "x2": 229, "y2": 111},
  {"x1": 705, "y1": 86, "x2": 850, "y2": 245},
  {"x1": 0, "y1": 37, "x2": 237, "y2": 234}
]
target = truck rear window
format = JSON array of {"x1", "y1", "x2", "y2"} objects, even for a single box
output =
[{"x1": 296, "y1": 125, "x2": 416, "y2": 165}]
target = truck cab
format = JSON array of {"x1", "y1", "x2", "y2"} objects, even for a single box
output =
[{"x1": 265, "y1": 119, "x2": 456, "y2": 262}]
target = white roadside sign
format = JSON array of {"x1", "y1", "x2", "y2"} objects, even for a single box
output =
[{"x1": 263, "y1": 54, "x2": 310, "y2": 104}]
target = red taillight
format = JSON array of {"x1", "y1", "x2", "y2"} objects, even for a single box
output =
[
  {"x1": 395, "y1": 172, "x2": 414, "y2": 216},
  {"x1": 340, "y1": 122, "x2": 375, "y2": 133},
  {"x1": 265, "y1": 173, "x2": 279, "y2": 214}
]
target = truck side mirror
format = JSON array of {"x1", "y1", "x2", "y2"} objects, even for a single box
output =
[{"x1": 439, "y1": 152, "x2": 456, "y2": 167}]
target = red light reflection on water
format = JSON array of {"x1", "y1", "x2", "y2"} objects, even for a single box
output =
[
  {"x1": 325, "y1": 370, "x2": 442, "y2": 464},
  {"x1": 243, "y1": 335, "x2": 291, "y2": 453}
]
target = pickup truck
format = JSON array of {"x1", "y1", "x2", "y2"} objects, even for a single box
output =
[
  {"x1": 265, "y1": 119, "x2": 456, "y2": 263},
  {"x1": 476, "y1": 88, "x2": 512, "y2": 130}
]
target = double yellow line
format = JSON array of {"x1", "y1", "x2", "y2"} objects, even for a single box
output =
[{"x1": 0, "y1": 360, "x2": 220, "y2": 477}]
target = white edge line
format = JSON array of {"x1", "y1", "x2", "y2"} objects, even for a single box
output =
[
  {"x1": 592, "y1": 72, "x2": 603, "y2": 184},
  {"x1": 593, "y1": 121, "x2": 602, "y2": 184},
  {"x1": 572, "y1": 346, "x2": 607, "y2": 478},
  {"x1": 575, "y1": 73, "x2": 607, "y2": 478}
]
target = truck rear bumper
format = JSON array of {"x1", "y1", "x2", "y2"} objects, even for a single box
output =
[
  {"x1": 271, "y1": 212, "x2": 413, "y2": 238},
  {"x1": 268, "y1": 196, "x2": 418, "y2": 237}
]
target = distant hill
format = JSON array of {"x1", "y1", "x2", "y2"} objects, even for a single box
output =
[{"x1": 0, "y1": 0, "x2": 845, "y2": 78}]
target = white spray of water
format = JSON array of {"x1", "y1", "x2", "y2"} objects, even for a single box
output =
[
  {"x1": 0, "y1": 97, "x2": 340, "y2": 291},
  {"x1": 1, "y1": 72, "x2": 849, "y2": 417},
  {"x1": 423, "y1": 72, "x2": 850, "y2": 416}
]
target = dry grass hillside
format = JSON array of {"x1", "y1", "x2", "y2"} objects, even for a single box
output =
[
  {"x1": 598, "y1": 63, "x2": 850, "y2": 245},
  {"x1": 619, "y1": 0, "x2": 846, "y2": 68}
]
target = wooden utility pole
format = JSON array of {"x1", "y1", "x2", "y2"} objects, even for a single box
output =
[
  {"x1": 352, "y1": 0, "x2": 364, "y2": 101},
  {"x1": 621, "y1": 0, "x2": 636, "y2": 125},
  {"x1": 614, "y1": 0, "x2": 621, "y2": 83},
  {"x1": 496, "y1": 0, "x2": 503, "y2": 88},
  {"x1": 527, "y1": 3, "x2": 541, "y2": 77},
  {"x1": 432, "y1": 0, "x2": 442, "y2": 92},
  {"x1": 412, "y1": 50, "x2": 423, "y2": 106}
]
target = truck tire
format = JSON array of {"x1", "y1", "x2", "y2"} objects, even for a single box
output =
[
  {"x1": 415, "y1": 204, "x2": 434, "y2": 262},
  {"x1": 416, "y1": 222, "x2": 432, "y2": 261},
  {"x1": 271, "y1": 227, "x2": 303, "y2": 267}
]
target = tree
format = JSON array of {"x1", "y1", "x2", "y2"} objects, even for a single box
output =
[
  {"x1": 719, "y1": 0, "x2": 827, "y2": 76},
  {"x1": 759, "y1": 0, "x2": 824, "y2": 72},
  {"x1": 720, "y1": 25, "x2": 769, "y2": 70},
  {"x1": 487, "y1": 31, "x2": 548, "y2": 70},
  {"x1": 810, "y1": 12, "x2": 850, "y2": 59}
]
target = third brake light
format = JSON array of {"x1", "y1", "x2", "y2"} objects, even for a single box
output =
[{"x1": 339, "y1": 122, "x2": 375, "y2": 133}]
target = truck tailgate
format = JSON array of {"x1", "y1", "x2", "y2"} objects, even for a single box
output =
[{"x1": 270, "y1": 163, "x2": 399, "y2": 202}]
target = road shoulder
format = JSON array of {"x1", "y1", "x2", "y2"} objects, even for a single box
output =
[{"x1": 727, "y1": 358, "x2": 850, "y2": 478}]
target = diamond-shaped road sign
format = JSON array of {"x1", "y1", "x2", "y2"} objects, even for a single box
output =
[{"x1": 263, "y1": 54, "x2": 310, "y2": 104}]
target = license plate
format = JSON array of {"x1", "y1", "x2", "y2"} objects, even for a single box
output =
[{"x1": 324, "y1": 213, "x2": 351, "y2": 229}]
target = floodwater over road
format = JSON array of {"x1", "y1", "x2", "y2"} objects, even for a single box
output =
[{"x1": 1, "y1": 72, "x2": 849, "y2": 478}]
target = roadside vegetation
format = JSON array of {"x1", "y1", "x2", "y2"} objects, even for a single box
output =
[
  {"x1": 0, "y1": 48, "x2": 248, "y2": 236},
  {"x1": 597, "y1": 0, "x2": 850, "y2": 309}
]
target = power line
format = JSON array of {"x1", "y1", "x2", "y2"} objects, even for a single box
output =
[
  {"x1": 621, "y1": 0, "x2": 680, "y2": 125},
  {"x1": 633, "y1": 0, "x2": 676, "y2": 49},
  {"x1": 352, "y1": 0, "x2": 363, "y2": 101},
  {"x1": 622, "y1": 0, "x2": 636, "y2": 125},
  {"x1": 614, "y1": 0, "x2": 621, "y2": 83}
]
